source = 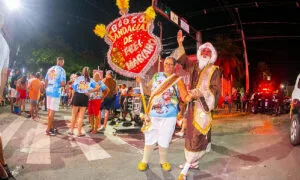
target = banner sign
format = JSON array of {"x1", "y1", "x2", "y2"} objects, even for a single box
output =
[
  {"x1": 180, "y1": 19, "x2": 190, "y2": 34},
  {"x1": 104, "y1": 13, "x2": 161, "y2": 78},
  {"x1": 170, "y1": 11, "x2": 178, "y2": 25}
]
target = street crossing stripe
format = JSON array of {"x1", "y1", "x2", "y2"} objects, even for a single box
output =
[
  {"x1": 63, "y1": 116, "x2": 71, "y2": 120},
  {"x1": 26, "y1": 123, "x2": 51, "y2": 164},
  {"x1": 103, "y1": 125, "x2": 127, "y2": 145},
  {"x1": 104, "y1": 126, "x2": 143, "y2": 154},
  {"x1": 73, "y1": 129, "x2": 111, "y2": 161},
  {"x1": 1, "y1": 117, "x2": 24, "y2": 148},
  {"x1": 20, "y1": 128, "x2": 36, "y2": 153}
]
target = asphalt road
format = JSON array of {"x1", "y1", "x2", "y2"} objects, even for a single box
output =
[{"x1": 0, "y1": 105, "x2": 299, "y2": 180}]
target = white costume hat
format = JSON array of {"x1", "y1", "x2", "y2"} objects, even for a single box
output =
[{"x1": 196, "y1": 42, "x2": 218, "y2": 64}]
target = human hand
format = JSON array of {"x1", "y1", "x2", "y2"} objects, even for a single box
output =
[
  {"x1": 136, "y1": 76, "x2": 142, "y2": 84},
  {"x1": 177, "y1": 30, "x2": 185, "y2": 46}
]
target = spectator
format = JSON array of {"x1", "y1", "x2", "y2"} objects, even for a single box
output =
[
  {"x1": 60, "y1": 85, "x2": 69, "y2": 110},
  {"x1": 44, "y1": 57, "x2": 66, "y2": 136},
  {"x1": 87, "y1": 71, "x2": 109, "y2": 134},
  {"x1": 28, "y1": 72, "x2": 42, "y2": 120},
  {"x1": 242, "y1": 90, "x2": 250, "y2": 112},
  {"x1": 68, "y1": 67, "x2": 99, "y2": 137},
  {"x1": 122, "y1": 87, "x2": 134, "y2": 121},
  {"x1": 16, "y1": 75, "x2": 27, "y2": 114},
  {"x1": 9, "y1": 70, "x2": 20, "y2": 113},
  {"x1": 98, "y1": 70, "x2": 117, "y2": 132}
]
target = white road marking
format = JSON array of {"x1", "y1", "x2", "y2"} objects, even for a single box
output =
[
  {"x1": 20, "y1": 129, "x2": 36, "y2": 153},
  {"x1": 0, "y1": 117, "x2": 24, "y2": 148},
  {"x1": 74, "y1": 129, "x2": 111, "y2": 161},
  {"x1": 26, "y1": 123, "x2": 51, "y2": 164},
  {"x1": 63, "y1": 116, "x2": 71, "y2": 120},
  {"x1": 104, "y1": 126, "x2": 143, "y2": 154},
  {"x1": 103, "y1": 125, "x2": 127, "y2": 145}
]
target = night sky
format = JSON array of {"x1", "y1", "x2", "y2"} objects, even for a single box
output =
[{"x1": 1, "y1": 0, "x2": 300, "y2": 85}]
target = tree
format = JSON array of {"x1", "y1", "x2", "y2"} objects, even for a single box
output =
[
  {"x1": 15, "y1": 33, "x2": 103, "y2": 79},
  {"x1": 214, "y1": 35, "x2": 244, "y2": 88},
  {"x1": 253, "y1": 61, "x2": 272, "y2": 90}
]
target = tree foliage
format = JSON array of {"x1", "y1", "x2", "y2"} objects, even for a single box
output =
[
  {"x1": 15, "y1": 33, "x2": 102, "y2": 79},
  {"x1": 214, "y1": 35, "x2": 244, "y2": 88}
]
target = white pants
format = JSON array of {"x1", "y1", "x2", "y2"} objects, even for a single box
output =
[
  {"x1": 47, "y1": 96, "x2": 60, "y2": 111},
  {"x1": 144, "y1": 117, "x2": 176, "y2": 148}
]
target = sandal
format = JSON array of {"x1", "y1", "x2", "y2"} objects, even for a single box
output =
[{"x1": 178, "y1": 162, "x2": 199, "y2": 169}]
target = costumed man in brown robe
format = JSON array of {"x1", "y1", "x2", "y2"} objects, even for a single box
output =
[{"x1": 172, "y1": 30, "x2": 221, "y2": 180}]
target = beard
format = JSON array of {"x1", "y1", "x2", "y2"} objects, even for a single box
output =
[{"x1": 198, "y1": 56, "x2": 210, "y2": 70}]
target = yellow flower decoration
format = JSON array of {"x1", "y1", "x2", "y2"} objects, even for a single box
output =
[
  {"x1": 144, "y1": 6, "x2": 156, "y2": 23},
  {"x1": 94, "y1": 24, "x2": 106, "y2": 38},
  {"x1": 116, "y1": 0, "x2": 130, "y2": 15}
]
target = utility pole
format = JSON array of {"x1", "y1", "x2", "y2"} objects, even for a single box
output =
[
  {"x1": 196, "y1": 31, "x2": 202, "y2": 49},
  {"x1": 235, "y1": 8, "x2": 249, "y2": 91},
  {"x1": 157, "y1": 21, "x2": 162, "y2": 72}
]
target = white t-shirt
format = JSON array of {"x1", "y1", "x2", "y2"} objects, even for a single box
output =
[{"x1": 0, "y1": 33, "x2": 9, "y2": 84}]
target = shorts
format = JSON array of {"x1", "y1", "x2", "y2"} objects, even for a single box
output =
[
  {"x1": 102, "y1": 95, "x2": 116, "y2": 110},
  {"x1": 88, "y1": 99, "x2": 101, "y2": 116},
  {"x1": 46, "y1": 96, "x2": 60, "y2": 111},
  {"x1": 71, "y1": 92, "x2": 88, "y2": 107},
  {"x1": 30, "y1": 99, "x2": 39, "y2": 105},
  {"x1": 61, "y1": 96, "x2": 68, "y2": 105},
  {"x1": 144, "y1": 117, "x2": 177, "y2": 148}
]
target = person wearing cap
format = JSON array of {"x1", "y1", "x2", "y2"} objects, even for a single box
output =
[
  {"x1": 174, "y1": 30, "x2": 221, "y2": 180},
  {"x1": 98, "y1": 70, "x2": 117, "y2": 132},
  {"x1": 27, "y1": 72, "x2": 42, "y2": 120}
]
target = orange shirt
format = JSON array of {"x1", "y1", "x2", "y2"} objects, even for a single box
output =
[{"x1": 28, "y1": 78, "x2": 41, "y2": 101}]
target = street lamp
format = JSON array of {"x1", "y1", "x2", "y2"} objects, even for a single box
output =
[{"x1": 4, "y1": 0, "x2": 21, "y2": 11}]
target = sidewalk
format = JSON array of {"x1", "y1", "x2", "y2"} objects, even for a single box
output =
[{"x1": 213, "y1": 108, "x2": 249, "y2": 119}]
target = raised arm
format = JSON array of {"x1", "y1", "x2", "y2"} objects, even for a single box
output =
[{"x1": 171, "y1": 30, "x2": 194, "y2": 71}]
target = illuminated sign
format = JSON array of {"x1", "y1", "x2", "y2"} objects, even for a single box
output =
[{"x1": 104, "y1": 13, "x2": 161, "y2": 78}]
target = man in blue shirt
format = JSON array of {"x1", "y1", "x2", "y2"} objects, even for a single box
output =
[{"x1": 44, "y1": 57, "x2": 66, "y2": 136}]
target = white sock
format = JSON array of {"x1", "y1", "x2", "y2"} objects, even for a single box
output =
[{"x1": 180, "y1": 162, "x2": 190, "y2": 175}]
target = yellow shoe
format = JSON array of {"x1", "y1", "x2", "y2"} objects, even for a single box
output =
[
  {"x1": 137, "y1": 161, "x2": 148, "y2": 171},
  {"x1": 161, "y1": 162, "x2": 171, "y2": 171},
  {"x1": 177, "y1": 173, "x2": 186, "y2": 180}
]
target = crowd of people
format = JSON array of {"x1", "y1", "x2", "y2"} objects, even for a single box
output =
[
  {"x1": 223, "y1": 89, "x2": 251, "y2": 113},
  {"x1": 0, "y1": 29, "x2": 226, "y2": 180}
]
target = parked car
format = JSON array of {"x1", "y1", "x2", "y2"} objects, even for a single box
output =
[{"x1": 290, "y1": 73, "x2": 300, "y2": 145}]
